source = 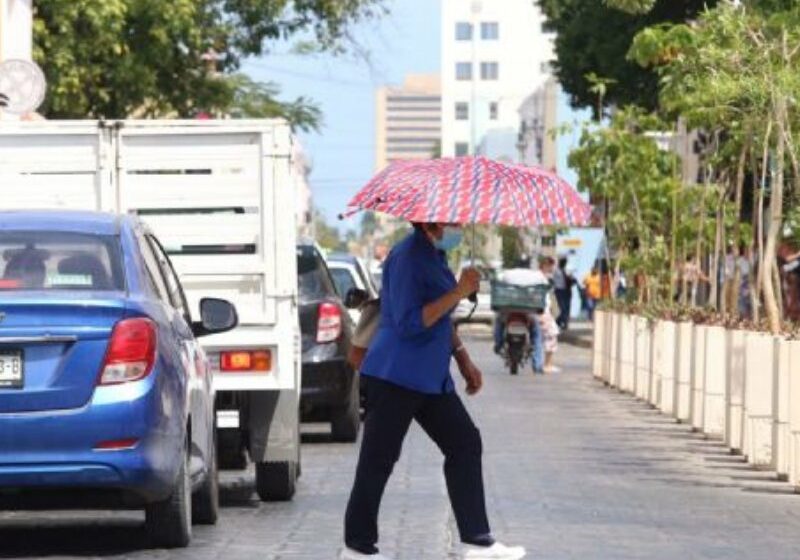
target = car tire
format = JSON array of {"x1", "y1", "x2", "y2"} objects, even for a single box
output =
[
  {"x1": 146, "y1": 442, "x2": 192, "y2": 548},
  {"x1": 255, "y1": 461, "x2": 297, "y2": 502},
  {"x1": 331, "y1": 378, "x2": 360, "y2": 442},
  {"x1": 192, "y1": 436, "x2": 219, "y2": 525}
]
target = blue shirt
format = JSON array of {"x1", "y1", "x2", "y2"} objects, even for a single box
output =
[{"x1": 361, "y1": 229, "x2": 457, "y2": 394}]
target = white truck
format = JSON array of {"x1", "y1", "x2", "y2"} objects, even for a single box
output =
[{"x1": 0, "y1": 119, "x2": 302, "y2": 500}]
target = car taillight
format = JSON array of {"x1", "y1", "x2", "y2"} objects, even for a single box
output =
[
  {"x1": 317, "y1": 302, "x2": 342, "y2": 343},
  {"x1": 220, "y1": 350, "x2": 272, "y2": 372},
  {"x1": 98, "y1": 318, "x2": 157, "y2": 385}
]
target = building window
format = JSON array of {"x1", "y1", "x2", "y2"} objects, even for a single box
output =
[
  {"x1": 480, "y1": 62, "x2": 499, "y2": 80},
  {"x1": 489, "y1": 101, "x2": 499, "y2": 120},
  {"x1": 455, "y1": 102, "x2": 469, "y2": 121},
  {"x1": 481, "y1": 22, "x2": 499, "y2": 40},
  {"x1": 456, "y1": 62, "x2": 473, "y2": 81},
  {"x1": 456, "y1": 22, "x2": 473, "y2": 41},
  {"x1": 455, "y1": 142, "x2": 470, "y2": 156}
]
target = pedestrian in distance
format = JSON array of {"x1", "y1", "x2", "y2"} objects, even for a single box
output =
[
  {"x1": 583, "y1": 265, "x2": 602, "y2": 321},
  {"x1": 340, "y1": 222, "x2": 526, "y2": 560},
  {"x1": 553, "y1": 256, "x2": 574, "y2": 331}
]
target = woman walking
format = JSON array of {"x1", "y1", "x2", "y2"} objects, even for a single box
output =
[{"x1": 340, "y1": 222, "x2": 526, "y2": 560}]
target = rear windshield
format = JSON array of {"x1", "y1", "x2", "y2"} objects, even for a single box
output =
[
  {"x1": 0, "y1": 231, "x2": 124, "y2": 292},
  {"x1": 329, "y1": 267, "x2": 357, "y2": 298},
  {"x1": 297, "y1": 245, "x2": 335, "y2": 299}
]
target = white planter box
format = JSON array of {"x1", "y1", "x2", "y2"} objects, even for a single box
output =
[
  {"x1": 656, "y1": 320, "x2": 677, "y2": 415},
  {"x1": 703, "y1": 325, "x2": 727, "y2": 437},
  {"x1": 619, "y1": 314, "x2": 637, "y2": 393},
  {"x1": 690, "y1": 325, "x2": 707, "y2": 431},
  {"x1": 635, "y1": 317, "x2": 652, "y2": 401},
  {"x1": 675, "y1": 321, "x2": 693, "y2": 422},
  {"x1": 609, "y1": 312, "x2": 621, "y2": 388},
  {"x1": 648, "y1": 320, "x2": 663, "y2": 407},
  {"x1": 592, "y1": 310, "x2": 604, "y2": 379},
  {"x1": 601, "y1": 310, "x2": 613, "y2": 383},
  {"x1": 773, "y1": 338, "x2": 791, "y2": 478},
  {"x1": 788, "y1": 340, "x2": 800, "y2": 487},
  {"x1": 725, "y1": 329, "x2": 747, "y2": 453},
  {"x1": 744, "y1": 332, "x2": 775, "y2": 467}
]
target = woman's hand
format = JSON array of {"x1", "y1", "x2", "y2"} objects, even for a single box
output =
[
  {"x1": 455, "y1": 349, "x2": 483, "y2": 395},
  {"x1": 456, "y1": 267, "x2": 481, "y2": 299}
]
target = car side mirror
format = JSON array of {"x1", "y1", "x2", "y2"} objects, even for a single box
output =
[
  {"x1": 193, "y1": 298, "x2": 238, "y2": 337},
  {"x1": 344, "y1": 288, "x2": 369, "y2": 309}
]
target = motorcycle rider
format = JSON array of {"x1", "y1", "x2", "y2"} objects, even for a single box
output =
[{"x1": 493, "y1": 256, "x2": 555, "y2": 374}]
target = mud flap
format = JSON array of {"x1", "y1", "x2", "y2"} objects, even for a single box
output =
[{"x1": 247, "y1": 389, "x2": 300, "y2": 464}]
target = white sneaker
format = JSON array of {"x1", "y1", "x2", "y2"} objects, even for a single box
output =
[
  {"x1": 462, "y1": 541, "x2": 526, "y2": 559},
  {"x1": 339, "y1": 547, "x2": 395, "y2": 560}
]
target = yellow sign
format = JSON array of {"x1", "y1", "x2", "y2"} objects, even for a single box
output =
[{"x1": 561, "y1": 238, "x2": 583, "y2": 248}]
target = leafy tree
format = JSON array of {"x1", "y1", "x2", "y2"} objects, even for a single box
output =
[
  {"x1": 568, "y1": 107, "x2": 692, "y2": 303},
  {"x1": 33, "y1": 0, "x2": 384, "y2": 121},
  {"x1": 537, "y1": 0, "x2": 716, "y2": 115},
  {"x1": 313, "y1": 211, "x2": 345, "y2": 252},
  {"x1": 629, "y1": 2, "x2": 800, "y2": 330},
  {"x1": 225, "y1": 74, "x2": 322, "y2": 132},
  {"x1": 500, "y1": 226, "x2": 522, "y2": 270}
]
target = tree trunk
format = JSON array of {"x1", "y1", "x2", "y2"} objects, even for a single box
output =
[
  {"x1": 710, "y1": 191, "x2": 725, "y2": 311},
  {"x1": 762, "y1": 99, "x2": 785, "y2": 334},
  {"x1": 753, "y1": 122, "x2": 773, "y2": 324},
  {"x1": 731, "y1": 140, "x2": 748, "y2": 318}
]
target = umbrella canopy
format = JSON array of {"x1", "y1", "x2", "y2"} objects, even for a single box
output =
[{"x1": 344, "y1": 156, "x2": 592, "y2": 227}]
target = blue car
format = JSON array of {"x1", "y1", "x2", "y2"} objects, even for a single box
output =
[{"x1": 0, "y1": 211, "x2": 238, "y2": 548}]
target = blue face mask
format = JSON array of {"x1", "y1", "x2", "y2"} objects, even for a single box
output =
[{"x1": 434, "y1": 226, "x2": 463, "y2": 251}]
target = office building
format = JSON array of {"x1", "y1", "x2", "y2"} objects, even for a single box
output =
[
  {"x1": 441, "y1": 0, "x2": 553, "y2": 159},
  {"x1": 375, "y1": 73, "x2": 441, "y2": 171}
]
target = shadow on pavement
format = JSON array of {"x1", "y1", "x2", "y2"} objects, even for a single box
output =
[{"x1": 0, "y1": 518, "x2": 148, "y2": 557}]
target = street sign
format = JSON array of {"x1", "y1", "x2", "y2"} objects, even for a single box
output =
[{"x1": 0, "y1": 58, "x2": 45, "y2": 115}]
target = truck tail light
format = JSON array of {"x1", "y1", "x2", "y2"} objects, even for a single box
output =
[
  {"x1": 98, "y1": 318, "x2": 157, "y2": 385},
  {"x1": 317, "y1": 302, "x2": 342, "y2": 343},
  {"x1": 220, "y1": 350, "x2": 272, "y2": 372}
]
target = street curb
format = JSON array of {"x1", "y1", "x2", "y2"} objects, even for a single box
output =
[{"x1": 559, "y1": 333, "x2": 593, "y2": 349}]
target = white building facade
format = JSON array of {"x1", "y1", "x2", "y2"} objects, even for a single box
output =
[{"x1": 440, "y1": 0, "x2": 554, "y2": 159}]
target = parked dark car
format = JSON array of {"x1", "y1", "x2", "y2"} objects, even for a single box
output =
[
  {"x1": 0, "y1": 211, "x2": 238, "y2": 548},
  {"x1": 296, "y1": 243, "x2": 359, "y2": 442}
]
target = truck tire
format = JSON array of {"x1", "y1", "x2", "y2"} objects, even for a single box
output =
[
  {"x1": 255, "y1": 461, "x2": 297, "y2": 502},
  {"x1": 331, "y1": 397, "x2": 360, "y2": 443},
  {"x1": 192, "y1": 438, "x2": 219, "y2": 525},
  {"x1": 146, "y1": 444, "x2": 191, "y2": 548}
]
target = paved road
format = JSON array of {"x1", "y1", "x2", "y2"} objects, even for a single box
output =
[{"x1": 3, "y1": 335, "x2": 800, "y2": 559}]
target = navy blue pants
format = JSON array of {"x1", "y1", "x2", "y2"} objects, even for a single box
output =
[{"x1": 344, "y1": 376, "x2": 492, "y2": 554}]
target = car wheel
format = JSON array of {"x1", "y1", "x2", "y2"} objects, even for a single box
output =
[
  {"x1": 192, "y1": 435, "x2": 219, "y2": 525},
  {"x1": 331, "y1": 378, "x2": 360, "y2": 442},
  {"x1": 146, "y1": 441, "x2": 191, "y2": 548},
  {"x1": 255, "y1": 461, "x2": 297, "y2": 502}
]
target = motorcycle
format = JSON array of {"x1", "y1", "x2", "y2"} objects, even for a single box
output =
[{"x1": 502, "y1": 311, "x2": 532, "y2": 375}]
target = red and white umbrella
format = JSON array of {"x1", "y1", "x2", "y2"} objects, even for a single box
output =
[{"x1": 343, "y1": 156, "x2": 592, "y2": 227}]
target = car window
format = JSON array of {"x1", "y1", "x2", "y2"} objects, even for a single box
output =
[
  {"x1": 138, "y1": 234, "x2": 170, "y2": 302},
  {"x1": 329, "y1": 267, "x2": 358, "y2": 298},
  {"x1": 0, "y1": 231, "x2": 123, "y2": 292},
  {"x1": 297, "y1": 245, "x2": 337, "y2": 299},
  {"x1": 147, "y1": 235, "x2": 190, "y2": 319}
]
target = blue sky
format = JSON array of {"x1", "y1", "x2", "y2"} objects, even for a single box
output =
[{"x1": 243, "y1": 0, "x2": 440, "y2": 231}]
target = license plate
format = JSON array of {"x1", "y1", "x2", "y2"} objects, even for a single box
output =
[
  {"x1": 0, "y1": 351, "x2": 23, "y2": 389},
  {"x1": 507, "y1": 323, "x2": 528, "y2": 336}
]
